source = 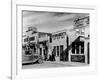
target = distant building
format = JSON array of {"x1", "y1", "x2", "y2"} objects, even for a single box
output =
[{"x1": 23, "y1": 28, "x2": 52, "y2": 61}]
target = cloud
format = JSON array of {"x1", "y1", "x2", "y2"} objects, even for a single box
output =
[{"x1": 23, "y1": 11, "x2": 89, "y2": 33}]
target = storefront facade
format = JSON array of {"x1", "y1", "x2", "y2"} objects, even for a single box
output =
[
  {"x1": 68, "y1": 35, "x2": 90, "y2": 64},
  {"x1": 51, "y1": 30, "x2": 69, "y2": 62},
  {"x1": 38, "y1": 32, "x2": 51, "y2": 60},
  {"x1": 68, "y1": 16, "x2": 90, "y2": 64}
]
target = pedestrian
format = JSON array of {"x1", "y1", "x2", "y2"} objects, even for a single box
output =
[{"x1": 52, "y1": 49, "x2": 55, "y2": 61}]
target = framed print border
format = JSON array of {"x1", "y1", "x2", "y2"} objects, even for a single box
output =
[{"x1": 11, "y1": 2, "x2": 97, "y2": 80}]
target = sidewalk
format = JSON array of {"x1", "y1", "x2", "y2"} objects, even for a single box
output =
[
  {"x1": 22, "y1": 61, "x2": 88, "y2": 69},
  {"x1": 43, "y1": 61, "x2": 88, "y2": 66}
]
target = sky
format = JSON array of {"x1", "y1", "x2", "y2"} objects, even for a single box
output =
[{"x1": 22, "y1": 11, "x2": 89, "y2": 33}]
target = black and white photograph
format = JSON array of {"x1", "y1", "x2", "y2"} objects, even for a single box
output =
[{"x1": 22, "y1": 10, "x2": 90, "y2": 69}]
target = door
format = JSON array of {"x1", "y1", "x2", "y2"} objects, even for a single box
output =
[{"x1": 60, "y1": 45, "x2": 64, "y2": 61}]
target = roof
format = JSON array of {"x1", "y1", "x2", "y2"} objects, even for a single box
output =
[{"x1": 52, "y1": 29, "x2": 67, "y2": 35}]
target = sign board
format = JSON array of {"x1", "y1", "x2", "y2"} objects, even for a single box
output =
[{"x1": 74, "y1": 16, "x2": 89, "y2": 28}]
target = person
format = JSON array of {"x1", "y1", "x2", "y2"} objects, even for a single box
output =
[
  {"x1": 51, "y1": 49, "x2": 55, "y2": 61},
  {"x1": 52, "y1": 53, "x2": 55, "y2": 61}
]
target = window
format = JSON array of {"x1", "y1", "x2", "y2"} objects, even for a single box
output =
[
  {"x1": 76, "y1": 42, "x2": 79, "y2": 54},
  {"x1": 52, "y1": 32, "x2": 66, "y2": 40},
  {"x1": 80, "y1": 42, "x2": 84, "y2": 54},
  {"x1": 60, "y1": 45, "x2": 63, "y2": 54},
  {"x1": 72, "y1": 41, "x2": 84, "y2": 54},
  {"x1": 72, "y1": 42, "x2": 75, "y2": 54},
  {"x1": 29, "y1": 37, "x2": 35, "y2": 41},
  {"x1": 54, "y1": 46, "x2": 56, "y2": 56},
  {"x1": 57, "y1": 46, "x2": 59, "y2": 56}
]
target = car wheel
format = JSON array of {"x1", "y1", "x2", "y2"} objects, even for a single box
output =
[{"x1": 38, "y1": 58, "x2": 43, "y2": 64}]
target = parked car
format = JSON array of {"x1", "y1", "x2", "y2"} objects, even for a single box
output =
[{"x1": 22, "y1": 49, "x2": 43, "y2": 65}]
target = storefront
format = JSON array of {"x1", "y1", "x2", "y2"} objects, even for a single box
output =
[
  {"x1": 68, "y1": 16, "x2": 90, "y2": 64},
  {"x1": 38, "y1": 32, "x2": 51, "y2": 60},
  {"x1": 51, "y1": 30, "x2": 69, "y2": 62},
  {"x1": 39, "y1": 41, "x2": 48, "y2": 60},
  {"x1": 69, "y1": 36, "x2": 89, "y2": 63}
]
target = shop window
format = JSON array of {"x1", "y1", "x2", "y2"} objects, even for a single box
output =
[
  {"x1": 57, "y1": 46, "x2": 59, "y2": 56},
  {"x1": 76, "y1": 42, "x2": 79, "y2": 54},
  {"x1": 60, "y1": 45, "x2": 64, "y2": 61},
  {"x1": 72, "y1": 42, "x2": 75, "y2": 54},
  {"x1": 80, "y1": 42, "x2": 84, "y2": 54}
]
